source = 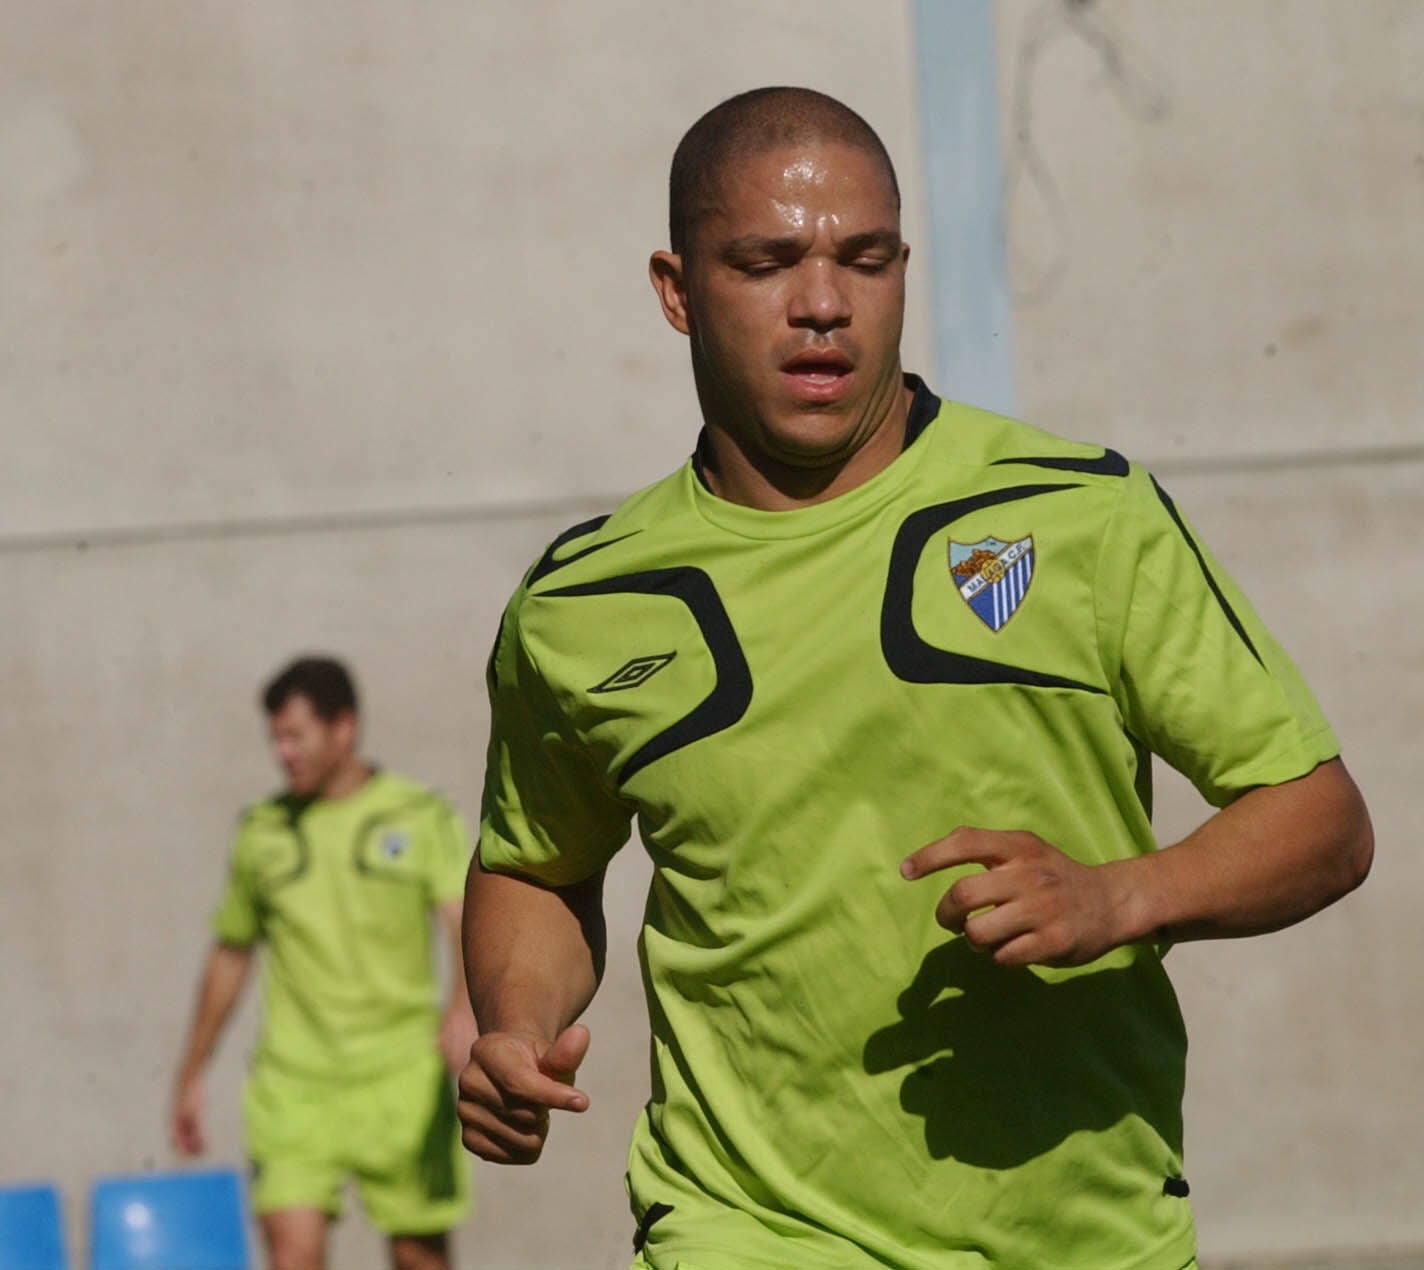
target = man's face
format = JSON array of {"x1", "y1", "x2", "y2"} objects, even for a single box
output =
[
  {"x1": 268, "y1": 695, "x2": 355, "y2": 798},
  {"x1": 652, "y1": 141, "x2": 909, "y2": 472}
]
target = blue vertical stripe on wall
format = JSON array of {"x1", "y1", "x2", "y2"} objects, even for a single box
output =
[{"x1": 911, "y1": 0, "x2": 1016, "y2": 416}]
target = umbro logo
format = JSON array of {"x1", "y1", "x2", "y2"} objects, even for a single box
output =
[{"x1": 589, "y1": 652, "x2": 677, "y2": 694}]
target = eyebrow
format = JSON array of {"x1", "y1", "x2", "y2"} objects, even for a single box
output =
[
  {"x1": 837, "y1": 228, "x2": 903, "y2": 254},
  {"x1": 721, "y1": 234, "x2": 802, "y2": 258},
  {"x1": 720, "y1": 227, "x2": 903, "y2": 258}
]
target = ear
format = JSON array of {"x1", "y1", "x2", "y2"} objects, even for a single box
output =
[
  {"x1": 649, "y1": 250, "x2": 692, "y2": 336},
  {"x1": 332, "y1": 709, "x2": 359, "y2": 752}
]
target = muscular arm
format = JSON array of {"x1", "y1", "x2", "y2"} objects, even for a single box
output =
[
  {"x1": 1115, "y1": 756, "x2": 1372, "y2": 944},
  {"x1": 171, "y1": 941, "x2": 255, "y2": 1154},
  {"x1": 463, "y1": 851, "x2": 605, "y2": 1037},
  {"x1": 906, "y1": 757, "x2": 1372, "y2": 967},
  {"x1": 457, "y1": 850, "x2": 607, "y2": 1163}
]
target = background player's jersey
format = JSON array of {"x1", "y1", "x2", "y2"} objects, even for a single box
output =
[
  {"x1": 214, "y1": 769, "x2": 471, "y2": 1080},
  {"x1": 480, "y1": 379, "x2": 1338, "y2": 1270}
]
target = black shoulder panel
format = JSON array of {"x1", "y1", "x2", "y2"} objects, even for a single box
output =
[
  {"x1": 542, "y1": 568, "x2": 752, "y2": 786},
  {"x1": 991, "y1": 448, "x2": 1129, "y2": 478},
  {"x1": 265, "y1": 798, "x2": 312, "y2": 890},
  {"x1": 881, "y1": 483, "x2": 1104, "y2": 693},
  {"x1": 1149, "y1": 477, "x2": 1263, "y2": 667},
  {"x1": 527, "y1": 514, "x2": 614, "y2": 587}
]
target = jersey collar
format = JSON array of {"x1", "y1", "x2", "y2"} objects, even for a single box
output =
[{"x1": 685, "y1": 374, "x2": 943, "y2": 541}]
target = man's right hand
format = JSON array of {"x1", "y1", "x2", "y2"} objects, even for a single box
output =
[
  {"x1": 457, "y1": 1024, "x2": 591, "y2": 1164},
  {"x1": 170, "y1": 1072, "x2": 205, "y2": 1157}
]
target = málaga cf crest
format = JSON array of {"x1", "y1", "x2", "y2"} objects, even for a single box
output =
[{"x1": 949, "y1": 535, "x2": 1034, "y2": 632}]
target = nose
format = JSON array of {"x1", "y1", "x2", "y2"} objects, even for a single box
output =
[{"x1": 787, "y1": 259, "x2": 851, "y2": 332}]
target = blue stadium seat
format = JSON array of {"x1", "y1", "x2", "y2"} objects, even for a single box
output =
[
  {"x1": 0, "y1": 1180, "x2": 68, "y2": 1270},
  {"x1": 89, "y1": 1169, "x2": 250, "y2": 1270}
]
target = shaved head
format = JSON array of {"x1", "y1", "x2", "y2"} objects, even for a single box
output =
[{"x1": 669, "y1": 87, "x2": 901, "y2": 256}]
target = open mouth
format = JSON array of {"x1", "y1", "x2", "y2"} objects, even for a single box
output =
[
  {"x1": 781, "y1": 348, "x2": 853, "y2": 376},
  {"x1": 780, "y1": 348, "x2": 854, "y2": 399}
]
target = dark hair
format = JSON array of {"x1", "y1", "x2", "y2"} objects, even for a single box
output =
[
  {"x1": 261, "y1": 656, "x2": 358, "y2": 721},
  {"x1": 668, "y1": 86, "x2": 901, "y2": 256}
]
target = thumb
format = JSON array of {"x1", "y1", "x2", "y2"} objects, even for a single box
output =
[{"x1": 537, "y1": 1023, "x2": 591, "y2": 1085}]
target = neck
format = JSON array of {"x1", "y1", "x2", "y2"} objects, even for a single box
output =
[
  {"x1": 316, "y1": 758, "x2": 373, "y2": 801},
  {"x1": 697, "y1": 375, "x2": 913, "y2": 512}
]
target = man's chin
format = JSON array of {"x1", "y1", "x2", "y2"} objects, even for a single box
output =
[{"x1": 758, "y1": 417, "x2": 860, "y2": 469}]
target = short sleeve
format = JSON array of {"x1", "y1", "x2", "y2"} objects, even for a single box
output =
[
  {"x1": 211, "y1": 821, "x2": 264, "y2": 946},
  {"x1": 426, "y1": 802, "x2": 475, "y2": 905},
  {"x1": 1099, "y1": 467, "x2": 1339, "y2": 807},
  {"x1": 478, "y1": 590, "x2": 634, "y2": 887}
]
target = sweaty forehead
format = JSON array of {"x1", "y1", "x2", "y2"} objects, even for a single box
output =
[{"x1": 694, "y1": 142, "x2": 899, "y2": 241}]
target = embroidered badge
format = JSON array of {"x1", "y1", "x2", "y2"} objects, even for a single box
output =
[
  {"x1": 379, "y1": 830, "x2": 409, "y2": 859},
  {"x1": 949, "y1": 535, "x2": 1035, "y2": 632}
]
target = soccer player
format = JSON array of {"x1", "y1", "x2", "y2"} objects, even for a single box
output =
[
  {"x1": 457, "y1": 88, "x2": 1373, "y2": 1269},
  {"x1": 172, "y1": 657, "x2": 474, "y2": 1270}
]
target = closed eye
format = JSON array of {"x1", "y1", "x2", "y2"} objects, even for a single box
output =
[
  {"x1": 839, "y1": 228, "x2": 902, "y2": 274},
  {"x1": 723, "y1": 234, "x2": 805, "y2": 276},
  {"x1": 848, "y1": 255, "x2": 894, "y2": 274}
]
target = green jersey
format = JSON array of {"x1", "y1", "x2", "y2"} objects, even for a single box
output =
[
  {"x1": 480, "y1": 378, "x2": 1338, "y2": 1269},
  {"x1": 214, "y1": 769, "x2": 472, "y2": 1080}
]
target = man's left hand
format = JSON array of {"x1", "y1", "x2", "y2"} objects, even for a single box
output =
[{"x1": 901, "y1": 827, "x2": 1139, "y2": 968}]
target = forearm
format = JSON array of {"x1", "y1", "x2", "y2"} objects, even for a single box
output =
[
  {"x1": 463, "y1": 848, "x2": 606, "y2": 1043},
  {"x1": 177, "y1": 943, "x2": 254, "y2": 1078},
  {"x1": 1114, "y1": 757, "x2": 1373, "y2": 945}
]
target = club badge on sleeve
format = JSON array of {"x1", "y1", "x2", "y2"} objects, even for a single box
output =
[{"x1": 949, "y1": 535, "x2": 1035, "y2": 632}]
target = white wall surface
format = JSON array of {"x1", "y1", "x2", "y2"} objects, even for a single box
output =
[
  {"x1": 1, "y1": 0, "x2": 931, "y2": 544},
  {"x1": 1, "y1": 1, "x2": 1418, "y2": 1267},
  {"x1": 997, "y1": 0, "x2": 1423, "y2": 460}
]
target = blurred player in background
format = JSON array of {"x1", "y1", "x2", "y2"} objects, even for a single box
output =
[
  {"x1": 457, "y1": 88, "x2": 1372, "y2": 1268},
  {"x1": 172, "y1": 656, "x2": 474, "y2": 1270}
]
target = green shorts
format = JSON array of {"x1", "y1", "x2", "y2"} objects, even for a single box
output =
[{"x1": 242, "y1": 1048, "x2": 471, "y2": 1235}]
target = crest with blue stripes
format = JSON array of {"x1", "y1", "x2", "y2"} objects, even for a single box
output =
[{"x1": 949, "y1": 535, "x2": 1035, "y2": 632}]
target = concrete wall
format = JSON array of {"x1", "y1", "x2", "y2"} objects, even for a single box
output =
[{"x1": 0, "y1": 2, "x2": 1417, "y2": 1266}]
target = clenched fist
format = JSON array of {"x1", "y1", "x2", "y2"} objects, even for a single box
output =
[{"x1": 457, "y1": 1024, "x2": 591, "y2": 1165}]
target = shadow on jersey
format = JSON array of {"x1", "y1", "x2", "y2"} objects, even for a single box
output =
[{"x1": 862, "y1": 939, "x2": 1184, "y2": 1169}]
